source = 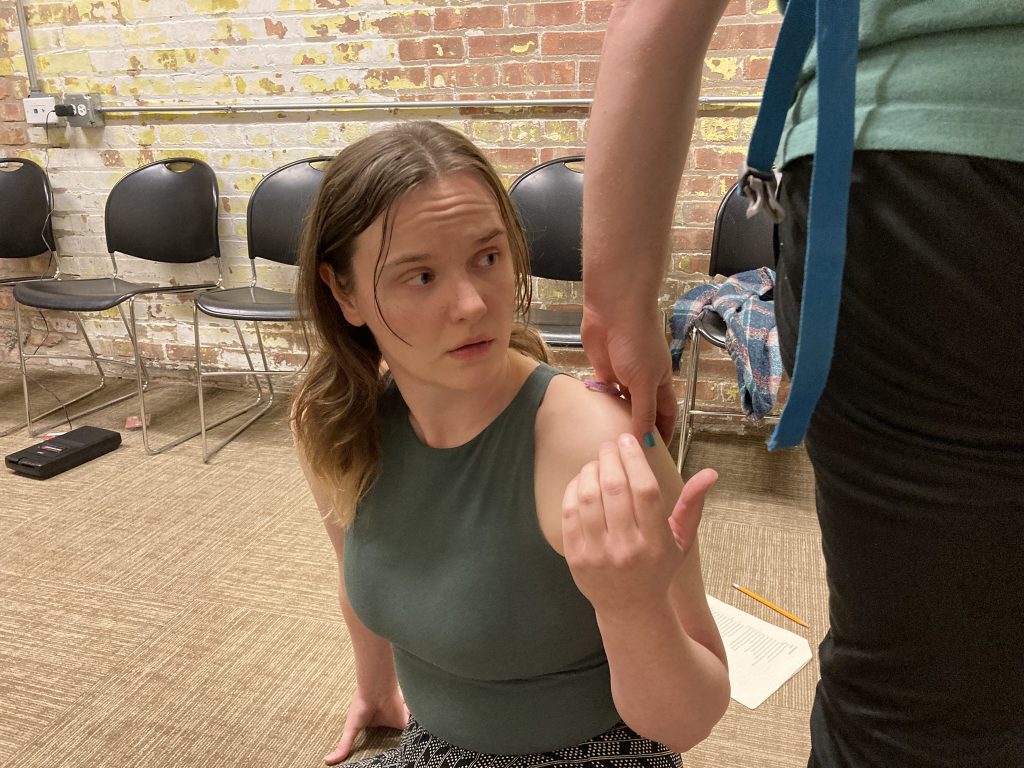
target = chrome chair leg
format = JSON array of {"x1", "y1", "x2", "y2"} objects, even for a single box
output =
[
  {"x1": 130, "y1": 295, "x2": 202, "y2": 455},
  {"x1": 15, "y1": 305, "x2": 136, "y2": 436},
  {"x1": 676, "y1": 326, "x2": 702, "y2": 474}
]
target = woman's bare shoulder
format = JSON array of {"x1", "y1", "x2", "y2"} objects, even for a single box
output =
[{"x1": 537, "y1": 373, "x2": 635, "y2": 466}]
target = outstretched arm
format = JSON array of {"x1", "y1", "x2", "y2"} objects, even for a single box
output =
[
  {"x1": 295, "y1": 449, "x2": 409, "y2": 765},
  {"x1": 582, "y1": 0, "x2": 729, "y2": 443}
]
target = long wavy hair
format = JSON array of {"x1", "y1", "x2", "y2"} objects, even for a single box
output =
[{"x1": 291, "y1": 121, "x2": 548, "y2": 526}]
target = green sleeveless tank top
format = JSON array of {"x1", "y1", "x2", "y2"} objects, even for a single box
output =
[{"x1": 344, "y1": 363, "x2": 620, "y2": 754}]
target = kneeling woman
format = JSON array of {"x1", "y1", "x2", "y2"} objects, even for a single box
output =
[{"x1": 291, "y1": 121, "x2": 730, "y2": 768}]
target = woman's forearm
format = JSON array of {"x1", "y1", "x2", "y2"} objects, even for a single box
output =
[{"x1": 596, "y1": 598, "x2": 730, "y2": 753}]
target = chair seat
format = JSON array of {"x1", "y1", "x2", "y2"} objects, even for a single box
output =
[
  {"x1": 14, "y1": 276, "x2": 149, "y2": 311},
  {"x1": 694, "y1": 311, "x2": 728, "y2": 348},
  {"x1": 531, "y1": 307, "x2": 583, "y2": 349},
  {"x1": 195, "y1": 286, "x2": 298, "y2": 321}
]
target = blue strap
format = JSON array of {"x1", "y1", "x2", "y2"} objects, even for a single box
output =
[{"x1": 741, "y1": 0, "x2": 860, "y2": 450}]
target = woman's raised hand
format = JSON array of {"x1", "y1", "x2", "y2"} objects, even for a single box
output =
[
  {"x1": 561, "y1": 433, "x2": 718, "y2": 618},
  {"x1": 323, "y1": 687, "x2": 409, "y2": 765}
]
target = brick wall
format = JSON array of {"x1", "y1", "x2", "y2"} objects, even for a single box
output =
[{"x1": 0, "y1": 0, "x2": 782, "y2": 433}]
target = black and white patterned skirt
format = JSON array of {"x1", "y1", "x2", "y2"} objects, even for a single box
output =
[{"x1": 343, "y1": 716, "x2": 683, "y2": 768}]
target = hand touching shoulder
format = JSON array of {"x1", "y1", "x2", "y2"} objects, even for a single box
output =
[{"x1": 534, "y1": 374, "x2": 684, "y2": 553}]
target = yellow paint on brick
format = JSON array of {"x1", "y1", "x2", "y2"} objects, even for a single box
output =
[
  {"x1": 137, "y1": 127, "x2": 157, "y2": 145},
  {"x1": 333, "y1": 41, "x2": 373, "y2": 64},
  {"x1": 214, "y1": 19, "x2": 254, "y2": 43},
  {"x1": 190, "y1": 130, "x2": 208, "y2": 144},
  {"x1": 234, "y1": 175, "x2": 262, "y2": 194},
  {"x1": 510, "y1": 124, "x2": 539, "y2": 144},
  {"x1": 38, "y1": 51, "x2": 93, "y2": 75},
  {"x1": 470, "y1": 122, "x2": 505, "y2": 143},
  {"x1": 699, "y1": 118, "x2": 740, "y2": 142},
  {"x1": 310, "y1": 127, "x2": 333, "y2": 146},
  {"x1": 122, "y1": 26, "x2": 169, "y2": 46},
  {"x1": 63, "y1": 29, "x2": 117, "y2": 48},
  {"x1": 124, "y1": 78, "x2": 173, "y2": 97},
  {"x1": 295, "y1": 50, "x2": 329, "y2": 65},
  {"x1": 543, "y1": 122, "x2": 578, "y2": 143},
  {"x1": 364, "y1": 74, "x2": 423, "y2": 90},
  {"x1": 300, "y1": 75, "x2": 332, "y2": 93},
  {"x1": 302, "y1": 16, "x2": 361, "y2": 38},
  {"x1": 155, "y1": 149, "x2": 207, "y2": 162},
  {"x1": 258, "y1": 78, "x2": 286, "y2": 95},
  {"x1": 250, "y1": 134, "x2": 272, "y2": 146},
  {"x1": 188, "y1": 0, "x2": 241, "y2": 13},
  {"x1": 706, "y1": 56, "x2": 739, "y2": 80},
  {"x1": 235, "y1": 76, "x2": 247, "y2": 94},
  {"x1": 0, "y1": 59, "x2": 14, "y2": 76},
  {"x1": 276, "y1": 0, "x2": 313, "y2": 8},
  {"x1": 511, "y1": 41, "x2": 536, "y2": 54},
  {"x1": 161, "y1": 126, "x2": 187, "y2": 144},
  {"x1": 206, "y1": 48, "x2": 230, "y2": 66}
]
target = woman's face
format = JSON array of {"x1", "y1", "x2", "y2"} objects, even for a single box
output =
[{"x1": 321, "y1": 170, "x2": 517, "y2": 392}]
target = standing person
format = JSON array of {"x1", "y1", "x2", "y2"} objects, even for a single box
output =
[
  {"x1": 582, "y1": 2, "x2": 1024, "y2": 767},
  {"x1": 290, "y1": 121, "x2": 730, "y2": 768}
]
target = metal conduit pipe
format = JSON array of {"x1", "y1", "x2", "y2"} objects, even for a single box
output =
[
  {"x1": 98, "y1": 94, "x2": 760, "y2": 116},
  {"x1": 14, "y1": 0, "x2": 41, "y2": 94}
]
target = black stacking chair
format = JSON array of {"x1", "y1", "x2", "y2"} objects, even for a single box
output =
[
  {"x1": 13, "y1": 157, "x2": 222, "y2": 453},
  {"x1": 192, "y1": 156, "x2": 328, "y2": 462},
  {"x1": 676, "y1": 183, "x2": 779, "y2": 471},
  {"x1": 509, "y1": 156, "x2": 585, "y2": 348},
  {"x1": 1, "y1": 157, "x2": 62, "y2": 436}
]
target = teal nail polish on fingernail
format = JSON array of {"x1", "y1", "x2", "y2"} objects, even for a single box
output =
[{"x1": 643, "y1": 432, "x2": 656, "y2": 448}]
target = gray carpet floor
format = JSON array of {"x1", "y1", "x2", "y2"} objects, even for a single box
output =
[{"x1": 0, "y1": 366, "x2": 826, "y2": 768}]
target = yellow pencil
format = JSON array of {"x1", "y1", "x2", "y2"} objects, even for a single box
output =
[{"x1": 732, "y1": 583, "x2": 808, "y2": 627}]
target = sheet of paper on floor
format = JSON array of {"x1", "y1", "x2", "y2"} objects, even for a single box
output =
[{"x1": 706, "y1": 594, "x2": 813, "y2": 709}]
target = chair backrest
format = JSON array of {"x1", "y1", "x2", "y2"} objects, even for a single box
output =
[
  {"x1": 247, "y1": 156, "x2": 331, "y2": 266},
  {"x1": 0, "y1": 157, "x2": 55, "y2": 260},
  {"x1": 709, "y1": 183, "x2": 777, "y2": 277},
  {"x1": 508, "y1": 156, "x2": 584, "y2": 282},
  {"x1": 105, "y1": 157, "x2": 220, "y2": 263}
]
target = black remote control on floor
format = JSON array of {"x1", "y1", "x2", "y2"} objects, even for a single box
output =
[{"x1": 5, "y1": 426, "x2": 122, "y2": 479}]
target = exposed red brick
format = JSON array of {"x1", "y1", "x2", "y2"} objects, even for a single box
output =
[
  {"x1": 397, "y1": 37, "x2": 465, "y2": 61},
  {"x1": 679, "y1": 200, "x2": 720, "y2": 227},
  {"x1": 579, "y1": 60, "x2": 600, "y2": 84},
  {"x1": 692, "y1": 147, "x2": 747, "y2": 171},
  {"x1": 372, "y1": 11, "x2": 432, "y2": 35},
  {"x1": 540, "y1": 146, "x2": 585, "y2": 163},
  {"x1": 2, "y1": 101, "x2": 26, "y2": 121},
  {"x1": 366, "y1": 67, "x2": 428, "y2": 87},
  {"x1": 0, "y1": 124, "x2": 27, "y2": 145},
  {"x1": 709, "y1": 22, "x2": 781, "y2": 50},
  {"x1": 264, "y1": 18, "x2": 287, "y2": 38},
  {"x1": 467, "y1": 33, "x2": 539, "y2": 59},
  {"x1": 672, "y1": 226, "x2": 714, "y2": 251},
  {"x1": 430, "y1": 64, "x2": 499, "y2": 88},
  {"x1": 723, "y1": 0, "x2": 747, "y2": 16},
  {"x1": 501, "y1": 61, "x2": 576, "y2": 87},
  {"x1": 583, "y1": 0, "x2": 613, "y2": 24},
  {"x1": 744, "y1": 55, "x2": 771, "y2": 81},
  {"x1": 508, "y1": 2, "x2": 581, "y2": 28},
  {"x1": 485, "y1": 147, "x2": 539, "y2": 172},
  {"x1": 542, "y1": 31, "x2": 604, "y2": 56},
  {"x1": 433, "y1": 7, "x2": 504, "y2": 31}
]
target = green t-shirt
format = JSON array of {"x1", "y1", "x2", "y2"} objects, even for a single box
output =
[{"x1": 777, "y1": 0, "x2": 1024, "y2": 166}]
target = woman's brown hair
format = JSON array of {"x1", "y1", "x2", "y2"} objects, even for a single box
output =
[{"x1": 291, "y1": 121, "x2": 547, "y2": 525}]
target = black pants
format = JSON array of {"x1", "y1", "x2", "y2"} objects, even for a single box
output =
[{"x1": 775, "y1": 151, "x2": 1024, "y2": 768}]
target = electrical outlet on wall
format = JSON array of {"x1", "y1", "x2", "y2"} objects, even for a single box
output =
[{"x1": 23, "y1": 96, "x2": 56, "y2": 125}]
